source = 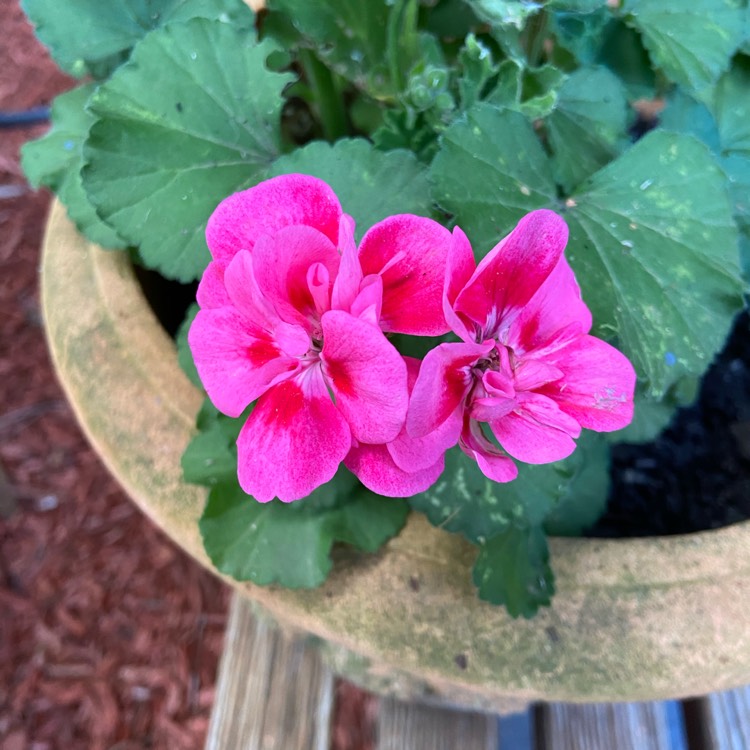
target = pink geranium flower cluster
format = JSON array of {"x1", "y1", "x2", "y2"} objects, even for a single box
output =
[{"x1": 189, "y1": 174, "x2": 635, "y2": 502}]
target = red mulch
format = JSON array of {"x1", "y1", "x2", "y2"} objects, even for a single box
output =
[{"x1": 0, "y1": 4, "x2": 374, "y2": 749}]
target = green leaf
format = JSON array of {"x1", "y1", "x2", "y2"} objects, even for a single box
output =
[
  {"x1": 82, "y1": 20, "x2": 293, "y2": 281},
  {"x1": 429, "y1": 103, "x2": 557, "y2": 254},
  {"x1": 546, "y1": 66, "x2": 629, "y2": 193},
  {"x1": 182, "y1": 399, "x2": 247, "y2": 486},
  {"x1": 541, "y1": 433, "x2": 611, "y2": 536},
  {"x1": 176, "y1": 303, "x2": 201, "y2": 388},
  {"x1": 268, "y1": 0, "x2": 398, "y2": 97},
  {"x1": 548, "y1": 0, "x2": 606, "y2": 9},
  {"x1": 411, "y1": 433, "x2": 609, "y2": 543},
  {"x1": 486, "y1": 61, "x2": 567, "y2": 119},
  {"x1": 410, "y1": 446, "x2": 546, "y2": 543},
  {"x1": 660, "y1": 61, "x2": 750, "y2": 276},
  {"x1": 550, "y1": 9, "x2": 613, "y2": 66},
  {"x1": 21, "y1": 0, "x2": 254, "y2": 78},
  {"x1": 200, "y1": 479, "x2": 408, "y2": 588},
  {"x1": 21, "y1": 85, "x2": 126, "y2": 249},
  {"x1": 457, "y1": 34, "x2": 499, "y2": 110},
  {"x1": 623, "y1": 0, "x2": 745, "y2": 92},
  {"x1": 465, "y1": 0, "x2": 542, "y2": 30},
  {"x1": 659, "y1": 90, "x2": 722, "y2": 151},
  {"x1": 432, "y1": 104, "x2": 744, "y2": 396},
  {"x1": 332, "y1": 487, "x2": 411, "y2": 552},
  {"x1": 472, "y1": 523, "x2": 554, "y2": 617},
  {"x1": 566, "y1": 131, "x2": 744, "y2": 396},
  {"x1": 268, "y1": 139, "x2": 433, "y2": 240}
]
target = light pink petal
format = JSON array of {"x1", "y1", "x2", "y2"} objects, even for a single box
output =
[
  {"x1": 512, "y1": 358, "x2": 564, "y2": 392},
  {"x1": 350, "y1": 275, "x2": 383, "y2": 328},
  {"x1": 469, "y1": 369, "x2": 517, "y2": 423},
  {"x1": 306, "y1": 262, "x2": 332, "y2": 318},
  {"x1": 454, "y1": 210, "x2": 568, "y2": 338},
  {"x1": 331, "y1": 213, "x2": 363, "y2": 313},
  {"x1": 443, "y1": 226, "x2": 477, "y2": 343},
  {"x1": 188, "y1": 308, "x2": 298, "y2": 417},
  {"x1": 539, "y1": 335, "x2": 636, "y2": 432},
  {"x1": 388, "y1": 412, "x2": 460, "y2": 472},
  {"x1": 507, "y1": 255, "x2": 592, "y2": 356},
  {"x1": 223, "y1": 249, "x2": 281, "y2": 332},
  {"x1": 205, "y1": 174, "x2": 342, "y2": 267},
  {"x1": 252, "y1": 225, "x2": 340, "y2": 331},
  {"x1": 274, "y1": 321, "x2": 310, "y2": 358},
  {"x1": 358, "y1": 214, "x2": 453, "y2": 335},
  {"x1": 388, "y1": 357, "x2": 461, "y2": 472},
  {"x1": 460, "y1": 418, "x2": 518, "y2": 483},
  {"x1": 196, "y1": 261, "x2": 230, "y2": 309},
  {"x1": 489, "y1": 393, "x2": 581, "y2": 464},
  {"x1": 406, "y1": 341, "x2": 491, "y2": 438},
  {"x1": 345, "y1": 442, "x2": 445, "y2": 497},
  {"x1": 321, "y1": 310, "x2": 408, "y2": 444},
  {"x1": 236, "y1": 373, "x2": 351, "y2": 502}
]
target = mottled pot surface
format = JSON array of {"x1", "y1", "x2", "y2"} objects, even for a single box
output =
[{"x1": 42, "y1": 201, "x2": 750, "y2": 708}]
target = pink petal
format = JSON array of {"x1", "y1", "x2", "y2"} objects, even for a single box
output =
[
  {"x1": 460, "y1": 418, "x2": 518, "y2": 483},
  {"x1": 205, "y1": 174, "x2": 342, "y2": 267},
  {"x1": 358, "y1": 214, "x2": 453, "y2": 335},
  {"x1": 252, "y1": 225, "x2": 340, "y2": 331},
  {"x1": 236, "y1": 373, "x2": 351, "y2": 502},
  {"x1": 443, "y1": 226, "x2": 477, "y2": 343},
  {"x1": 489, "y1": 393, "x2": 581, "y2": 464},
  {"x1": 321, "y1": 310, "x2": 408, "y2": 444},
  {"x1": 539, "y1": 335, "x2": 636, "y2": 432},
  {"x1": 350, "y1": 275, "x2": 383, "y2": 328},
  {"x1": 223, "y1": 249, "x2": 281, "y2": 332},
  {"x1": 387, "y1": 357, "x2": 461, "y2": 472},
  {"x1": 388, "y1": 413, "x2": 460, "y2": 473},
  {"x1": 454, "y1": 210, "x2": 568, "y2": 339},
  {"x1": 188, "y1": 308, "x2": 299, "y2": 417},
  {"x1": 331, "y1": 213, "x2": 363, "y2": 313},
  {"x1": 345, "y1": 442, "x2": 445, "y2": 497},
  {"x1": 512, "y1": 358, "x2": 564, "y2": 392},
  {"x1": 406, "y1": 341, "x2": 491, "y2": 438},
  {"x1": 196, "y1": 261, "x2": 230, "y2": 309},
  {"x1": 507, "y1": 255, "x2": 592, "y2": 357}
]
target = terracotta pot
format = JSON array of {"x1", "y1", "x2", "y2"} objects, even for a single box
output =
[{"x1": 42, "y1": 199, "x2": 750, "y2": 711}]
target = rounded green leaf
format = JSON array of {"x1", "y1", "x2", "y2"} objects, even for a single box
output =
[
  {"x1": 22, "y1": 85, "x2": 127, "y2": 249},
  {"x1": 269, "y1": 139, "x2": 433, "y2": 240},
  {"x1": 623, "y1": 0, "x2": 745, "y2": 92},
  {"x1": 82, "y1": 20, "x2": 293, "y2": 281},
  {"x1": 472, "y1": 523, "x2": 555, "y2": 618},
  {"x1": 546, "y1": 66, "x2": 629, "y2": 193},
  {"x1": 21, "y1": 0, "x2": 254, "y2": 78},
  {"x1": 566, "y1": 130, "x2": 744, "y2": 396},
  {"x1": 429, "y1": 103, "x2": 556, "y2": 254}
]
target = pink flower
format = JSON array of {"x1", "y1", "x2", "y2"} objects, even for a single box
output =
[
  {"x1": 188, "y1": 174, "x2": 452, "y2": 502},
  {"x1": 407, "y1": 210, "x2": 636, "y2": 482}
]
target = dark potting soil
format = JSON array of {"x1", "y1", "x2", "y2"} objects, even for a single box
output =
[
  {"x1": 139, "y1": 265, "x2": 750, "y2": 538},
  {"x1": 590, "y1": 309, "x2": 750, "y2": 537}
]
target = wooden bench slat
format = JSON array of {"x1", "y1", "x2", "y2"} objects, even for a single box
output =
[
  {"x1": 376, "y1": 698, "x2": 498, "y2": 750},
  {"x1": 536, "y1": 701, "x2": 688, "y2": 750},
  {"x1": 702, "y1": 686, "x2": 750, "y2": 750},
  {"x1": 205, "y1": 594, "x2": 334, "y2": 750}
]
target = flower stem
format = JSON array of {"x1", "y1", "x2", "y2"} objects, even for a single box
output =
[{"x1": 299, "y1": 50, "x2": 348, "y2": 142}]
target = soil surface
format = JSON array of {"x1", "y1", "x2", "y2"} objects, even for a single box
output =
[
  {"x1": 0, "y1": 4, "x2": 373, "y2": 749},
  {"x1": 593, "y1": 310, "x2": 750, "y2": 537}
]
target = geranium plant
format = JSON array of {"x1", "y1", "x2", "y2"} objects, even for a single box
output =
[{"x1": 21, "y1": 0, "x2": 748, "y2": 617}]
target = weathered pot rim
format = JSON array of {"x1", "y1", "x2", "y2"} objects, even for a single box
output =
[{"x1": 42, "y1": 200, "x2": 750, "y2": 708}]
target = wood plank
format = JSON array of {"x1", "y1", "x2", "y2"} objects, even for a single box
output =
[
  {"x1": 376, "y1": 697, "x2": 498, "y2": 750},
  {"x1": 205, "y1": 594, "x2": 334, "y2": 750},
  {"x1": 536, "y1": 701, "x2": 687, "y2": 750},
  {"x1": 701, "y1": 686, "x2": 750, "y2": 749}
]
